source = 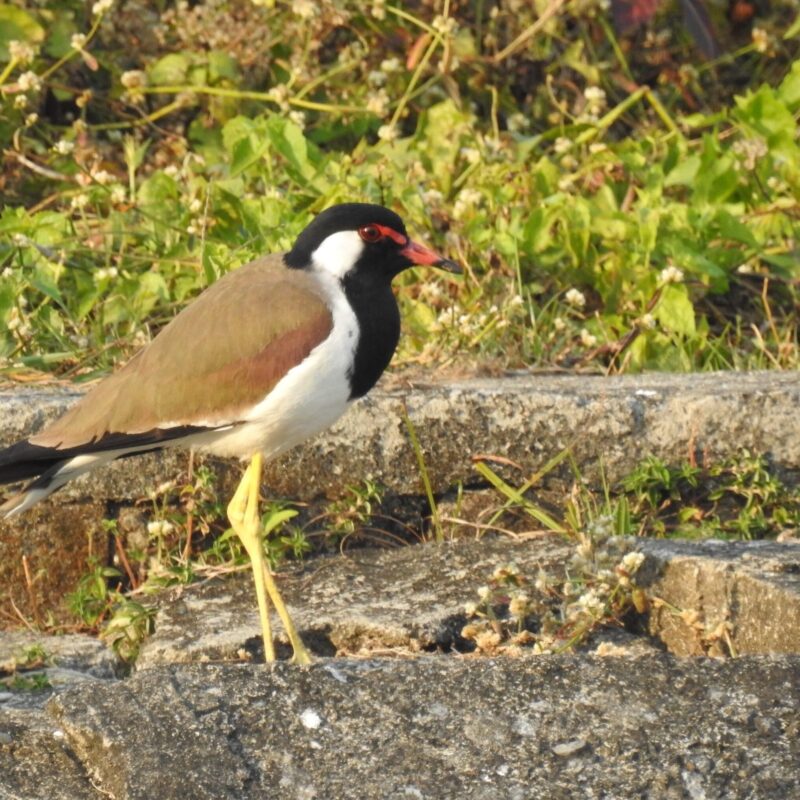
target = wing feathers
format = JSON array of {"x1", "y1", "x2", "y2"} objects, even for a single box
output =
[{"x1": 30, "y1": 257, "x2": 334, "y2": 449}]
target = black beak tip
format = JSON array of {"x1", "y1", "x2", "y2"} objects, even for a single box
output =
[{"x1": 436, "y1": 257, "x2": 462, "y2": 274}]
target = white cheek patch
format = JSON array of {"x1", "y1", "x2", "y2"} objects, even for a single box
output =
[{"x1": 311, "y1": 230, "x2": 364, "y2": 279}]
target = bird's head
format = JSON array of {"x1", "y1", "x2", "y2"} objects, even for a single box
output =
[{"x1": 284, "y1": 202, "x2": 461, "y2": 283}]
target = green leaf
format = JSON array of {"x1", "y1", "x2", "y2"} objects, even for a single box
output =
[
  {"x1": 263, "y1": 509, "x2": 298, "y2": 537},
  {"x1": 207, "y1": 51, "x2": 240, "y2": 83},
  {"x1": 137, "y1": 172, "x2": 179, "y2": 211},
  {"x1": 777, "y1": 59, "x2": 800, "y2": 111},
  {"x1": 664, "y1": 155, "x2": 701, "y2": 187},
  {"x1": 148, "y1": 53, "x2": 192, "y2": 85},
  {"x1": 783, "y1": 13, "x2": 800, "y2": 39},
  {"x1": 0, "y1": 5, "x2": 44, "y2": 61},
  {"x1": 655, "y1": 283, "x2": 696, "y2": 336},
  {"x1": 266, "y1": 117, "x2": 316, "y2": 180},
  {"x1": 715, "y1": 210, "x2": 758, "y2": 248},
  {"x1": 229, "y1": 135, "x2": 264, "y2": 177}
]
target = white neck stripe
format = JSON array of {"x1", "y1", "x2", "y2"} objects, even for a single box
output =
[{"x1": 310, "y1": 230, "x2": 364, "y2": 280}]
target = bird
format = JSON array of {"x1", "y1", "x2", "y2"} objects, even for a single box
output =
[{"x1": 0, "y1": 202, "x2": 460, "y2": 663}]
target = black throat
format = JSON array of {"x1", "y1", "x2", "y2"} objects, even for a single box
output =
[{"x1": 342, "y1": 276, "x2": 401, "y2": 400}]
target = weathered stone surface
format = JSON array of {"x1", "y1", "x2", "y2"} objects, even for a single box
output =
[
  {"x1": 137, "y1": 536, "x2": 573, "y2": 667},
  {"x1": 636, "y1": 538, "x2": 800, "y2": 656},
  {"x1": 2, "y1": 371, "x2": 798, "y2": 501},
  {"x1": 138, "y1": 536, "x2": 800, "y2": 668},
  {"x1": 0, "y1": 707, "x2": 100, "y2": 800},
  {"x1": 0, "y1": 632, "x2": 121, "y2": 712},
  {"x1": 2, "y1": 371, "x2": 799, "y2": 619},
  {"x1": 49, "y1": 655, "x2": 800, "y2": 800},
  {"x1": 3, "y1": 537, "x2": 800, "y2": 799}
]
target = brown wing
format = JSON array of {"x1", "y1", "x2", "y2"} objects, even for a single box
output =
[{"x1": 31, "y1": 255, "x2": 333, "y2": 449}]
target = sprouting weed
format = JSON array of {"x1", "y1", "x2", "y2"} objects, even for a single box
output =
[{"x1": 462, "y1": 533, "x2": 647, "y2": 656}]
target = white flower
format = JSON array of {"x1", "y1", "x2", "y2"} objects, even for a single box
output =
[
  {"x1": 24, "y1": 112, "x2": 38, "y2": 126},
  {"x1": 9, "y1": 40, "x2": 36, "y2": 64},
  {"x1": 91, "y1": 169, "x2": 114, "y2": 184},
  {"x1": 620, "y1": 551, "x2": 645, "y2": 574},
  {"x1": 576, "y1": 588, "x2": 605, "y2": 616},
  {"x1": 367, "y1": 70, "x2": 387, "y2": 87},
  {"x1": 553, "y1": 316, "x2": 566, "y2": 331},
  {"x1": 640, "y1": 313, "x2": 656, "y2": 329},
  {"x1": 553, "y1": 136, "x2": 572, "y2": 155},
  {"x1": 54, "y1": 139, "x2": 75, "y2": 155},
  {"x1": 476, "y1": 585, "x2": 491, "y2": 601},
  {"x1": 580, "y1": 328, "x2": 597, "y2": 348},
  {"x1": 509, "y1": 594, "x2": 530, "y2": 618},
  {"x1": 752, "y1": 27, "x2": 770, "y2": 54},
  {"x1": 565, "y1": 288, "x2": 586, "y2": 308},
  {"x1": 464, "y1": 601, "x2": 478, "y2": 616},
  {"x1": 366, "y1": 89, "x2": 389, "y2": 116},
  {"x1": 507, "y1": 113, "x2": 527, "y2": 133},
  {"x1": 659, "y1": 265, "x2": 684, "y2": 284},
  {"x1": 96, "y1": 266, "x2": 118, "y2": 280},
  {"x1": 287, "y1": 111, "x2": 306, "y2": 131},
  {"x1": 421, "y1": 189, "x2": 443, "y2": 205},
  {"x1": 293, "y1": 0, "x2": 315, "y2": 19},
  {"x1": 7, "y1": 308, "x2": 22, "y2": 330},
  {"x1": 70, "y1": 33, "x2": 87, "y2": 50},
  {"x1": 110, "y1": 185, "x2": 126, "y2": 204},
  {"x1": 147, "y1": 519, "x2": 175, "y2": 537},
  {"x1": 453, "y1": 188, "x2": 482, "y2": 219},
  {"x1": 432, "y1": 15, "x2": 456, "y2": 35},
  {"x1": 92, "y1": 0, "x2": 114, "y2": 15},
  {"x1": 14, "y1": 94, "x2": 28, "y2": 109},
  {"x1": 380, "y1": 57, "x2": 401, "y2": 74},
  {"x1": 70, "y1": 193, "x2": 89, "y2": 210},
  {"x1": 583, "y1": 86, "x2": 607, "y2": 115},
  {"x1": 377, "y1": 124, "x2": 399, "y2": 142},
  {"x1": 460, "y1": 147, "x2": 481, "y2": 164},
  {"x1": 120, "y1": 70, "x2": 147, "y2": 89},
  {"x1": 17, "y1": 71, "x2": 41, "y2": 92}
]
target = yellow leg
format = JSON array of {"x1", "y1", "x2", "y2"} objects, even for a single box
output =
[
  {"x1": 227, "y1": 453, "x2": 312, "y2": 665},
  {"x1": 227, "y1": 456, "x2": 275, "y2": 661}
]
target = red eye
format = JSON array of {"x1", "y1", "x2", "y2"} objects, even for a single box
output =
[{"x1": 358, "y1": 225, "x2": 382, "y2": 243}]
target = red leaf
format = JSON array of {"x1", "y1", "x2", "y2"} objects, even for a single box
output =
[{"x1": 612, "y1": 0, "x2": 661, "y2": 32}]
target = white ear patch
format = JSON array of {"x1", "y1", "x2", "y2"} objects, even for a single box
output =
[{"x1": 310, "y1": 230, "x2": 365, "y2": 280}]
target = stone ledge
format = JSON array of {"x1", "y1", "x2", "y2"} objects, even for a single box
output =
[
  {"x1": 136, "y1": 536, "x2": 800, "y2": 668},
  {"x1": 1, "y1": 371, "x2": 798, "y2": 502},
  {"x1": 2, "y1": 370, "x2": 799, "y2": 622}
]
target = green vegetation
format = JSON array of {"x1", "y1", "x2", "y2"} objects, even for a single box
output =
[
  {"x1": 0, "y1": 643, "x2": 53, "y2": 691},
  {"x1": 475, "y1": 449, "x2": 800, "y2": 541},
  {"x1": 0, "y1": 1, "x2": 798, "y2": 381}
]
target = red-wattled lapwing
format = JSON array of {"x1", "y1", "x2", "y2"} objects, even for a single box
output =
[{"x1": 0, "y1": 203, "x2": 460, "y2": 663}]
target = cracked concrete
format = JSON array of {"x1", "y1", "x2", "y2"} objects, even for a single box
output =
[{"x1": 2, "y1": 537, "x2": 800, "y2": 799}]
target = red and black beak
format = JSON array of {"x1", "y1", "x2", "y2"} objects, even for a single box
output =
[{"x1": 400, "y1": 239, "x2": 462, "y2": 274}]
